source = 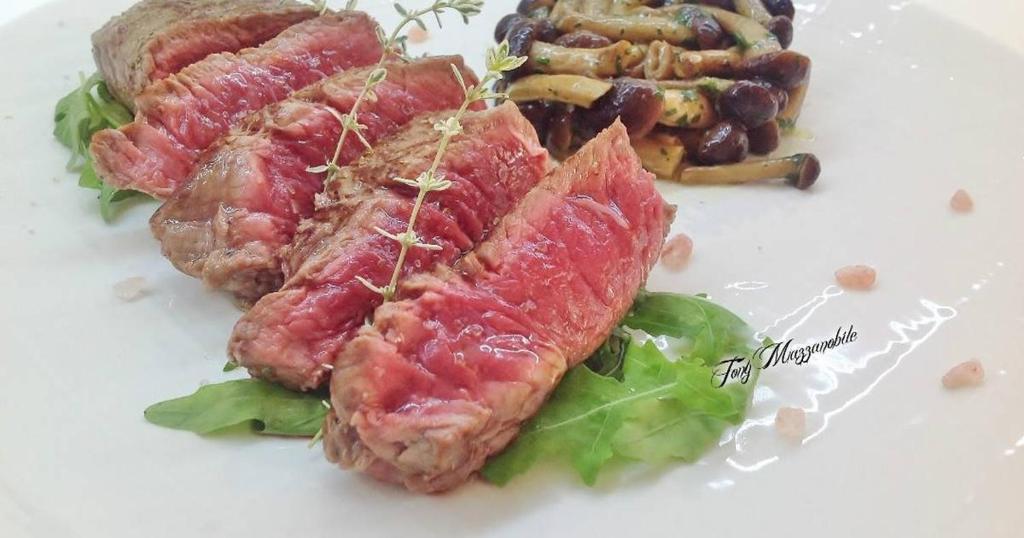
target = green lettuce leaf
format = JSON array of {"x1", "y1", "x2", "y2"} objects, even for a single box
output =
[
  {"x1": 142, "y1": 293, "x2": 758, "y2": 485},
  {"x1": 482, "y1": 292, "x2": 759, "y2": 486},
  {"x1": 54, "y1": 73, "x2": 143, "y2": 222},
  {"x1": 144, "y1": 379, "x2": 328, "y2": 437}
]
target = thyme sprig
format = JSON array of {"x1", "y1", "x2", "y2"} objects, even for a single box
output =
[
  {"x1": 358, "y1": 41, "x2": 527, "y2": 302},
  {"x1": 306, "y1": 0, "x2": 485, "y2": 182}
]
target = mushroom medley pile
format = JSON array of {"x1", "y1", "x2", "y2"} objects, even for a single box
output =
[{"x1": 496, "y1": 0, "x2": 820, "y2": 189}]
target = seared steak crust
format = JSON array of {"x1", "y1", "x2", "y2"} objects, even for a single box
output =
[
  {"x1": 150, "y1": 57, "x2": 479, "y2": 302},
  {"x1": 91, "y1": 12, "x2": 383, "y2": 199},
  {"x1": 92, "y1": 0, "x2": 318, "y2": 109},
  {"x1": 323, "y1": 121, "x2": 670, "y2": 492},
  {"x1": 229, "y1": 103, "x2": 550, "y2": 391}
]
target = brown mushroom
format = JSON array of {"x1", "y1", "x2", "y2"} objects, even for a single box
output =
[
  {"x1": 546, "y1": 105, "x2": 575, "y2": 157},
  {"x1": 554, "y1": 30, "x2": 614, "y2": 49},
  {"x1": 716, "y1": 80, "x2": 779, "y2": 128},
  {"x1": 697, "y1": 120, "x2": 749, "y2": 164},
  {"x1": 495, "y1": 14, "x2": 527, "y2": 43},
  {"x1": 749, "y1": 78, "x2": 789, "y2": 111},
  {"x1": 747, "y1": 120, "x2": 780, "y2": 154},
  {"x1": 576, "y1": 78, "x2": 665, "y2": 138},
  {"x1": 699, "y1": 6, "x2": 780, "y2": 58},
  {"x1": 762, "y1": 0, "x2": 795, "y2": 19},
  {"x1": 740, "y1": 49, "x2": 811, "y2": 89},
  {"x1": 766, "y1": 15, "x2": 793, "y2": 48},
  {"x1": 671, "y1": 153, "x2": 820, "y2": 189},
  {"x1": 505, "y1": 18, "x2": 559, "y2": 68},
  {"x1": 733, "y1": 0, "x2": 794, "y2": 47},
  {"x1": 676, "y1": 5, "x2": 729, "y2": 49},
  {"x1": 516, "y1": 100, "x2": 557, "y2": 141},
  {"x1": 517, "y1": 0, "x2": 556, "y2": 17}
]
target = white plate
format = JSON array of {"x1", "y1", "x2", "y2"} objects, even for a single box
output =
[{"x1": 1, "y1": 1, "x2": 1022, "y2": 537}]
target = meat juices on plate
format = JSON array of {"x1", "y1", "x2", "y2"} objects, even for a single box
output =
[
  {"x1": 229, "y1": 102, "x2": 550, "y2": 391},
  {"x1": 92, "y1": 0, "x2": 318, "y2": 108},
  {"x1": 323, "y1": 121, "x2": 672, "y2": 492},
  {"x1": 91, "y1": 12, "x2": 385, "y2": 199},
  {"x1": 151, "y1": 57, "x2": 480, "y2": 302}
]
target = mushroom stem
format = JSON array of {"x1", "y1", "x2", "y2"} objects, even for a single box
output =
[
  {"x1": 507, "y1": 74, "x2": 614, "y2": 108},
  {"x1": 733, "y1": 0, "x2": 773, "y2": 25},
  {"x1": 633, "y1": 134, "x2": 688, "y2": 179},
  {"x1": 670, "y1": 153, "x2": 820, "y2": 189},
  {"x1": 643, "y1": 41, "x2": 744, "y2": 80},
  {"x1": 656, "y1": 77, "x2": 735, "y2": 95},
  {"x1": 528, "y1": 40, "x2": 645, "y2": 78},
  {"x1": 658, "y1": 88, "x2": 716, "y2": 129},
  {"x1": 551, "y1": 2, "x2": 697, "y2": 45},
  {"x1": 777, "y1": 80, "x2": 809, "y2": 131},
  {"x1": 699, "y1": 6, "x2": 781, "y2": 59}
]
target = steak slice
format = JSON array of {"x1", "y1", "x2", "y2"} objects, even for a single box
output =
[
  {"x1": 90, "y1": 12, "x2": 383, "y2": 199},
  {"x1": 150, "y1": 57, "x2": 479, "y2": 302},
  {"x1": 229, "y1": 102, "x2": 550, "y2": 391},
  {"x1": 322, "y1": 121, "x2": 672, "y2": 493},
  {"x1": 92, "y1": 0, "x2": 318, "y2": 109}
]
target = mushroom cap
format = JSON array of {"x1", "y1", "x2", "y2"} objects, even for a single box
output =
[
  {"x1": 717, "y1": 80, "x2": 779, "y2": 129},
  {"x1": 742, "y1": 50, "x2": 811, "y2": 90},
  {"x1": 762, "y1": 0, "x2": 796, "y2": 19},
  {"x1": 553, "y1": 30, "x2": 613, "y2": 49},
  {"x1": 788, "y1": 154, "x2": 821, "y2": 190},
  {"x1": 766, "y1": 15, "x2": 794, "y2": 49},
  {"x1": 698, "y1": 120, "x2": 750, "y2": 165}
]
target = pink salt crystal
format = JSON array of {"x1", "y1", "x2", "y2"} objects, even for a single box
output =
[
  {"x1": 775, "y1": 407, "x2": 806, "y2": 442},
  {"x1": 942, "y1": 359, "x2": 985, "y2": 389},
  {"x1": 114, "y1": 276, "x2": 147, "y2": 302},
  {"x1": 407, "y1": 26, "x2": 430, "y2": 44},
  {"x1": 950, "y1": 189, "x2": 974, "y2": 213},
  {"x1": 661, "y1": 233, "x2": 693, "y2": 271},
  {"x1": 835, "y1": 265, "x2": 876, "y2": 291}
]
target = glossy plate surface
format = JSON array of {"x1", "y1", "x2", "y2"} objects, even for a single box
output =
[{"x1": 1, "y1": 1, "x2": 1022, "y2": 537}]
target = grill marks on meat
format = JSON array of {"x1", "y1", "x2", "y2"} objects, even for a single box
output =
[
  {"x1": 92, "y1": 0, "x2": 318, "y2": 109},
  {"x1": 90, "y1": 12, "x2": 383, "y2": 199},
  {"x1": 322, "y1": 121, "x2": 671, "y2": 493},
  {"x1": 229, "y1": 102, "x2": 550, "y2": 391},
  {"x1": 150, "y1": 57, "x2": 478, "y2": 302}
]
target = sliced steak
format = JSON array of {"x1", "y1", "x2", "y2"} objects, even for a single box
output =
[
  {"x1": 150, "y1": 57, "x2": 479, "y2": 302},
  {"x1": 323, "y1": 121, "x2": 671, "y2": 493},
  {"x1": 90, "y1": 12, "x2": 383, "y2": 199},
  {"x1": 229, "y1": 102, "x2": 550, "y2": 391},
  {"x1": 92, "y1": 0, "x2": 318, "y2": 109}
]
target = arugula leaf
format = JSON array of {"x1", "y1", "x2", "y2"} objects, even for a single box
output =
[
  {"x1": 144, "y1": 379, "x2": 328, "y2": 437},
  {"x1": 141, "y1": 293, "x2": 758, "y2": 486},
  {"x1": 584, "y1": 329, "x2": 631, "y2": 380},
  {"x1": 54, "y1": 73, "x2": 126, "y2": 165},
  {"x1": 624, "y1": 291, "x2": 752, "y2": 366},
  {"x1": 482, "y1": 293, "x2": 759, "y2": 486},
  {"x1": 54, "y1": 72, "x2": 143, "y2": 222}
]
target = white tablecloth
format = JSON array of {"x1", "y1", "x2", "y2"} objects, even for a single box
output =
[{"x1": 2, "y1": 0, "x2": 1023, "y2": 54}]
